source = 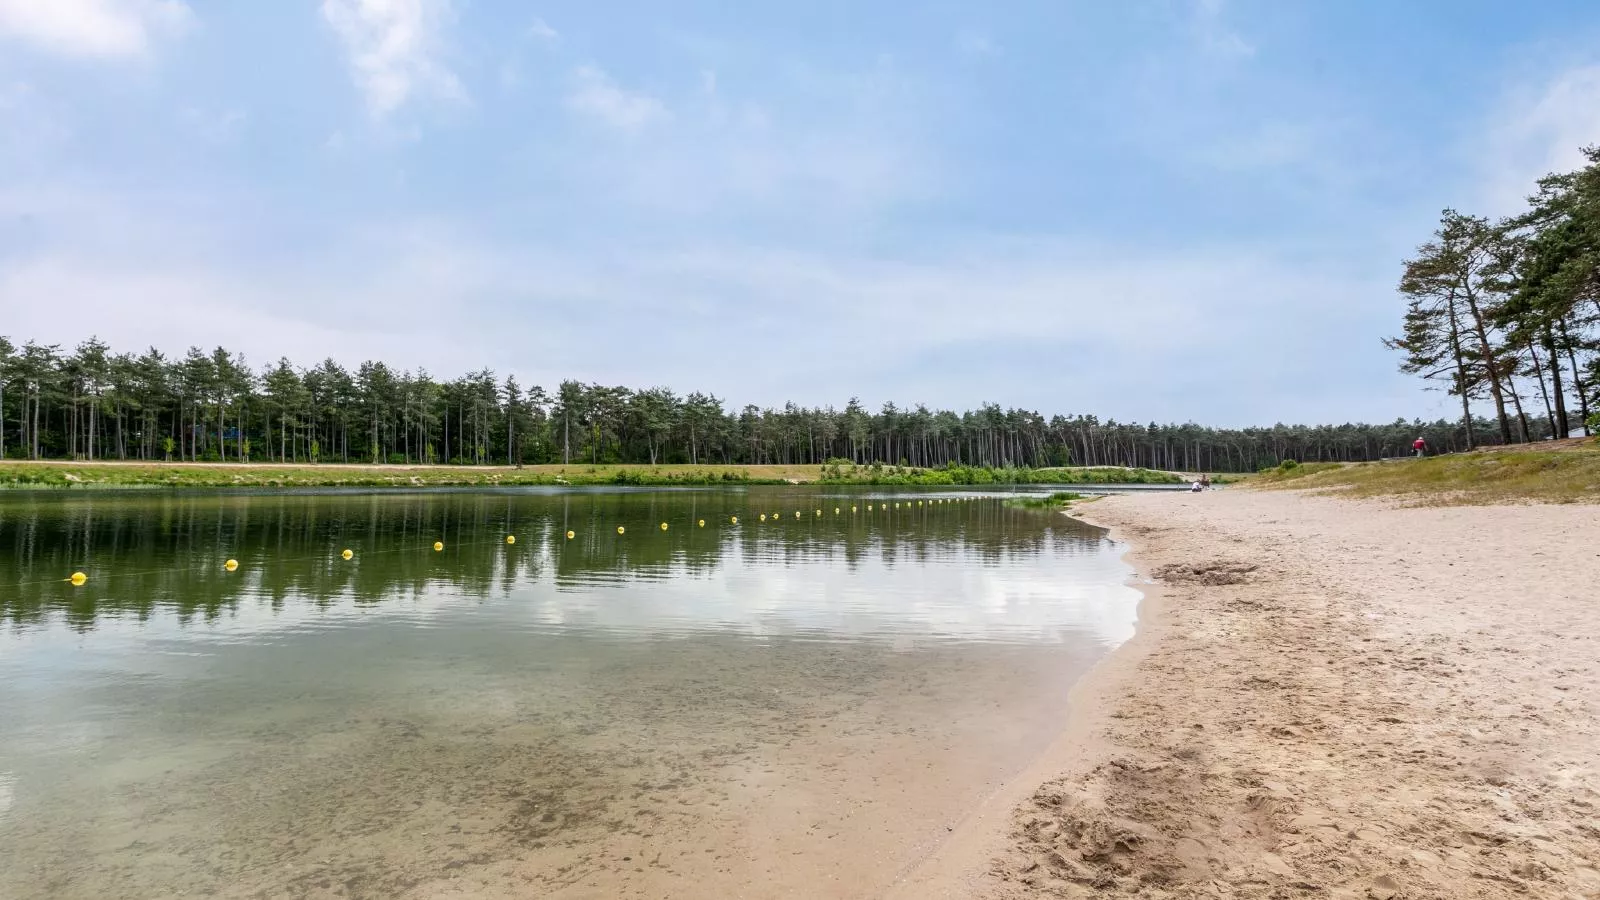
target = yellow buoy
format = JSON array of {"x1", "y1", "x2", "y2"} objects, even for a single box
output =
[
  {"x1": 815, "y1": 509, "x2": 821, "y2": 516},
  {"x1": 506, "y1": 535, "x2": 516, "y2": 544},
  {"x1": 617, "y1": 526, "x2": 626, "y2": 535},
  {"x1": 69, "y1": 571, "x2": 87, "y2": 586},
  {"x1": 566, "y1": 530, "x2": 575, "y2": 540},
  {"x1": 759, "y1": 514, "x2": 766, "y2": 522},
  {"x1": 731, "y1": 516, "x2": 739, "y2": 524},
  {"x1": 698, "y1": 519, "x2": 705, "y2": 527},
  {"x1": 834, "y1": 508, "x2": 840, "y2": 515},
  {"x1": 660, "y1": 522, "x2": 669, "y2": 531},
  {"x1": 433, "y1": 541, "x2": 444, "y2": 552},
  {"x1": 794, "y1": 511, "x2": 800, "y2": 519},
  {"x1": 851, "y1": 506, "x2": 857, "y2": 513},
  {"x1": 341, "y1": 549, "x2": 353, "y2": 560},
  {"x1": 224, "y1": 559, "x2": 239, "y2": 571}
]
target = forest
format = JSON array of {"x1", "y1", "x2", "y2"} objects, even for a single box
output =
[
  {"x1": 1387, "y1": 146, "x2": 1599, "y2": 443},
  {"x1": 0, "y1": 333, "x2": 1568, "y2": 475},
  {"x1": 2, "y1": 150, "x2": 1595, "y2": 477}
]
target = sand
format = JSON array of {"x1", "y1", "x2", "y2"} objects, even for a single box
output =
[{"x1": 894, "y1": 489, "x2": 1600, "y2": 899}]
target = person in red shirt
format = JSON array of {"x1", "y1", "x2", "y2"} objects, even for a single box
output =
[{"x1": 1413, "y1": 436, "x2": 1427, "y2": 458}]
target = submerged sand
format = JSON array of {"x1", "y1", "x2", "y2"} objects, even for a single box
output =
[{"x1": 900, "y1": 490, "x2": 1600, "y2": 899}]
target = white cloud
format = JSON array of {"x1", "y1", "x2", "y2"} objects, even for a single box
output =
[
  {"x1": 320, "y1": 0, "x2": 464, "y2": 118},
  {"x1": 1479, "y1": 62, "x2": 1600, "y2": 216},
  {"x1": 0, "y1": 181, "x2": 1403, "y2": 425},
  {"x1": 1191, "y1": 0, "x2": 1253, "y2": 59},
  {"x1": 179, "y1": 107, "x2": 247, "y2": 144},
  {"x1": 0, "y1": 0, "x2": 191, "y2": 59},
  {"x1": 544, "y1": 60, "x2": 935, "y2": 225},
  {"x1": 565, "y1": 66, "x2": 669, "y2": 130},
  {"x1": 956, "y1": 30, "x2": 996, "y2": 58},
  {"x1": 527, "y1": 17, "x2": 557, "y2": 41}
]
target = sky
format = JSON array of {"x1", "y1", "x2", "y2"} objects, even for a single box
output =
[{"x1": 2, "y1": 1, "x2": 1599, "y2": 427}]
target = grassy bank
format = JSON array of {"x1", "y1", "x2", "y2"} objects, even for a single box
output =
[
  {"x1": 1253, "y1": 438, "x2": 1600, "y2": 504},
  {"x1": 1004, "y1": 491, "x2": 1086, "y2": 510},
  {"x1": 0, "y1": 460, "x2": 1181, "y2": 490},
  {"x1": 815, "y1": 461, "x2": 1180, "y2": 486}
]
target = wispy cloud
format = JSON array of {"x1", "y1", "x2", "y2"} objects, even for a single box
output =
[
  {"x1": 1479, "y1": 62, "x2": 1600, "y2": 216},
  {"x1": 545, "y1": 60, "x2": 934, "y2": 228},
  {"x1": 956, "y1": 30, "x2": 997, "y2": 58},
  {"x1": 320, "y1": 0, "x2": 464, "y2": 118},
  {"x1": 179, "y1": 106, "x2": 247, "y2": 144},
  {"x1": 0, "y1": 193, "x2": 1399, "y2": 424},
  {"x1": 527, "y1": 17, "x2": 557, "y2": 42},
  {"x1": 1191, "y1": 0, "x2": 1253, "y2": 59},
  {"x1": 0, "y1": 0, "x2": 192, "y2": 59},
  {"x1": 565, "y1": 65, "x2": 669, "y2": 130}
]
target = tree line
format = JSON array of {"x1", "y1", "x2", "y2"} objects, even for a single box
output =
[
  {"x1": 0, "y1": 335, "x2": 1567, "y2": 474},
  {"x1": 1388, "y1": 146, "x2": 1600, "y2": 442}
]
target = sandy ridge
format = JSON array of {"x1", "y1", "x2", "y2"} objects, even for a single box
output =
[{"x1": 973, "y1": 490, "x2": 1600, "y2": 899}]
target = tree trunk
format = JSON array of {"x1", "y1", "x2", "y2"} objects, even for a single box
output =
[
  {"x1": 1527, "y1": 340, "x2": 1556, "y2": 434},
  {"x1": 1558, "y1": 318, "x2": 1591, "y2": 434},
  {"x1": 1460, "y1": 288, "x2": 1510, "y2": 444},
  {"x1": 1507, "y1": 377, "x2": 1531, "y2": 443},
  {"x1": 1441, "y1": 296, "x2": 1476, "y2": 450},
  {"x1": 1544, "y1": 326, "x2": 1569, "y2": 438}
]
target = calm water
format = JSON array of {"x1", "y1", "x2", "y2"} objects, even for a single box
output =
[{"x1": 0, "y1": 487, "x2": 1139, "y2": 899}]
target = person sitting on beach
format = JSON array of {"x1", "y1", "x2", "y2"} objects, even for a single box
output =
[{"x1": 1190, "y1": 481, "x2": 1204, "y2": 493}]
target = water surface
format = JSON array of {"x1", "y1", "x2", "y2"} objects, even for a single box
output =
[{"x1": 0, "y1": 487, "x2": 1137, "y2": 899}]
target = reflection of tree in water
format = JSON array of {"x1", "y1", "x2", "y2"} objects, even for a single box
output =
[{"x1": 0, "y1": 491, "x2": 1109, "y2": 631}]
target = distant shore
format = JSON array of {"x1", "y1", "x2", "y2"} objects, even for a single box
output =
[
  {"x1": 0, "y1": 460, "x2": 1183, "y2": 490},
  {"x1": 893, "y1": 487, "x2": 1600, "y2": 898}
]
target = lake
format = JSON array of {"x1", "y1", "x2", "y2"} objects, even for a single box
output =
[{"x1": 0, "y1": 487, "x2": 1139, "y2": 899}]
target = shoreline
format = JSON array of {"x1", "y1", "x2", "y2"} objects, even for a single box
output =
[
  {"x1": 0, "y1": 460, "x2": 1185, "y2": 490},
  {"x1": 897, "y1": 489, "x2": 1600, "y2": 899},
  {"x1": 884, "y1": 506, "x2": 1168, "y2": 898}
]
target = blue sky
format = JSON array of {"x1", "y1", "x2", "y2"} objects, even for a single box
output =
[{"x1": 2, "y1": 0, "x2": 1599, "y2": 426}]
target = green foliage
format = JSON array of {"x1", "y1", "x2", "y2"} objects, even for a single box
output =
[
  {"x1": 1256, "y1": 461, "x2": 1344, "y2": 482},
  {"x1": 1389, "y1": 148, "x2": 1599, "y2": 445},
  {"x1": 1006, "y1": 491, "x2": 1085, "y2": 509},
  {"x1": 0, "y1": 462, "x2": 777, "y2": 489},
  {"x1": 1258, "y1": 445, "x2": 1600, "y2": 503},
  {"x1": 815, "y1": 463, "x2": 1180, "y2": 486},
  {"x1": 3, "y1": 327, "x2": 1584, "y2": 473}
]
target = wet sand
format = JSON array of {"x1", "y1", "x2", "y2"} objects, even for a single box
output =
[
  {"x1": 898, "y1": 490, "x2": 1600, "y2": 898},
  {"x1": 1, "y1": 635, "x2": 1114, "y2": 900}
]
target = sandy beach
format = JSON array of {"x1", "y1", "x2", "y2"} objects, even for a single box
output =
[{"x1": 895, "y1": 488, "x2": 1600, "y2": 899}]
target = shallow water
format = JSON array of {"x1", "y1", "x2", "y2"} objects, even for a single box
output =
[{"x1": 0, "y1": 487, "x2": 1138, "y2": 899}]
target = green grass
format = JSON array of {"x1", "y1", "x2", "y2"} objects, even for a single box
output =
[
  {"x1": 1004, "y1": 491, "x2": 1085, "y2": 509},
  {"x1": 1252, "y1": 440, "x2": 1600, "y2": 504},
  {"x1": 0, "y1": 460, "x2": 1183, "y2": 490},
  {"x1": 816, "y1": 462, "x2": 1181, "y2": 486},
  {"x1": 0, "y1": 461, "x2": 789, "y2": 489},
  {"x1": 0, "y1": 460, "x2": 1181, "y2": 490}
]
